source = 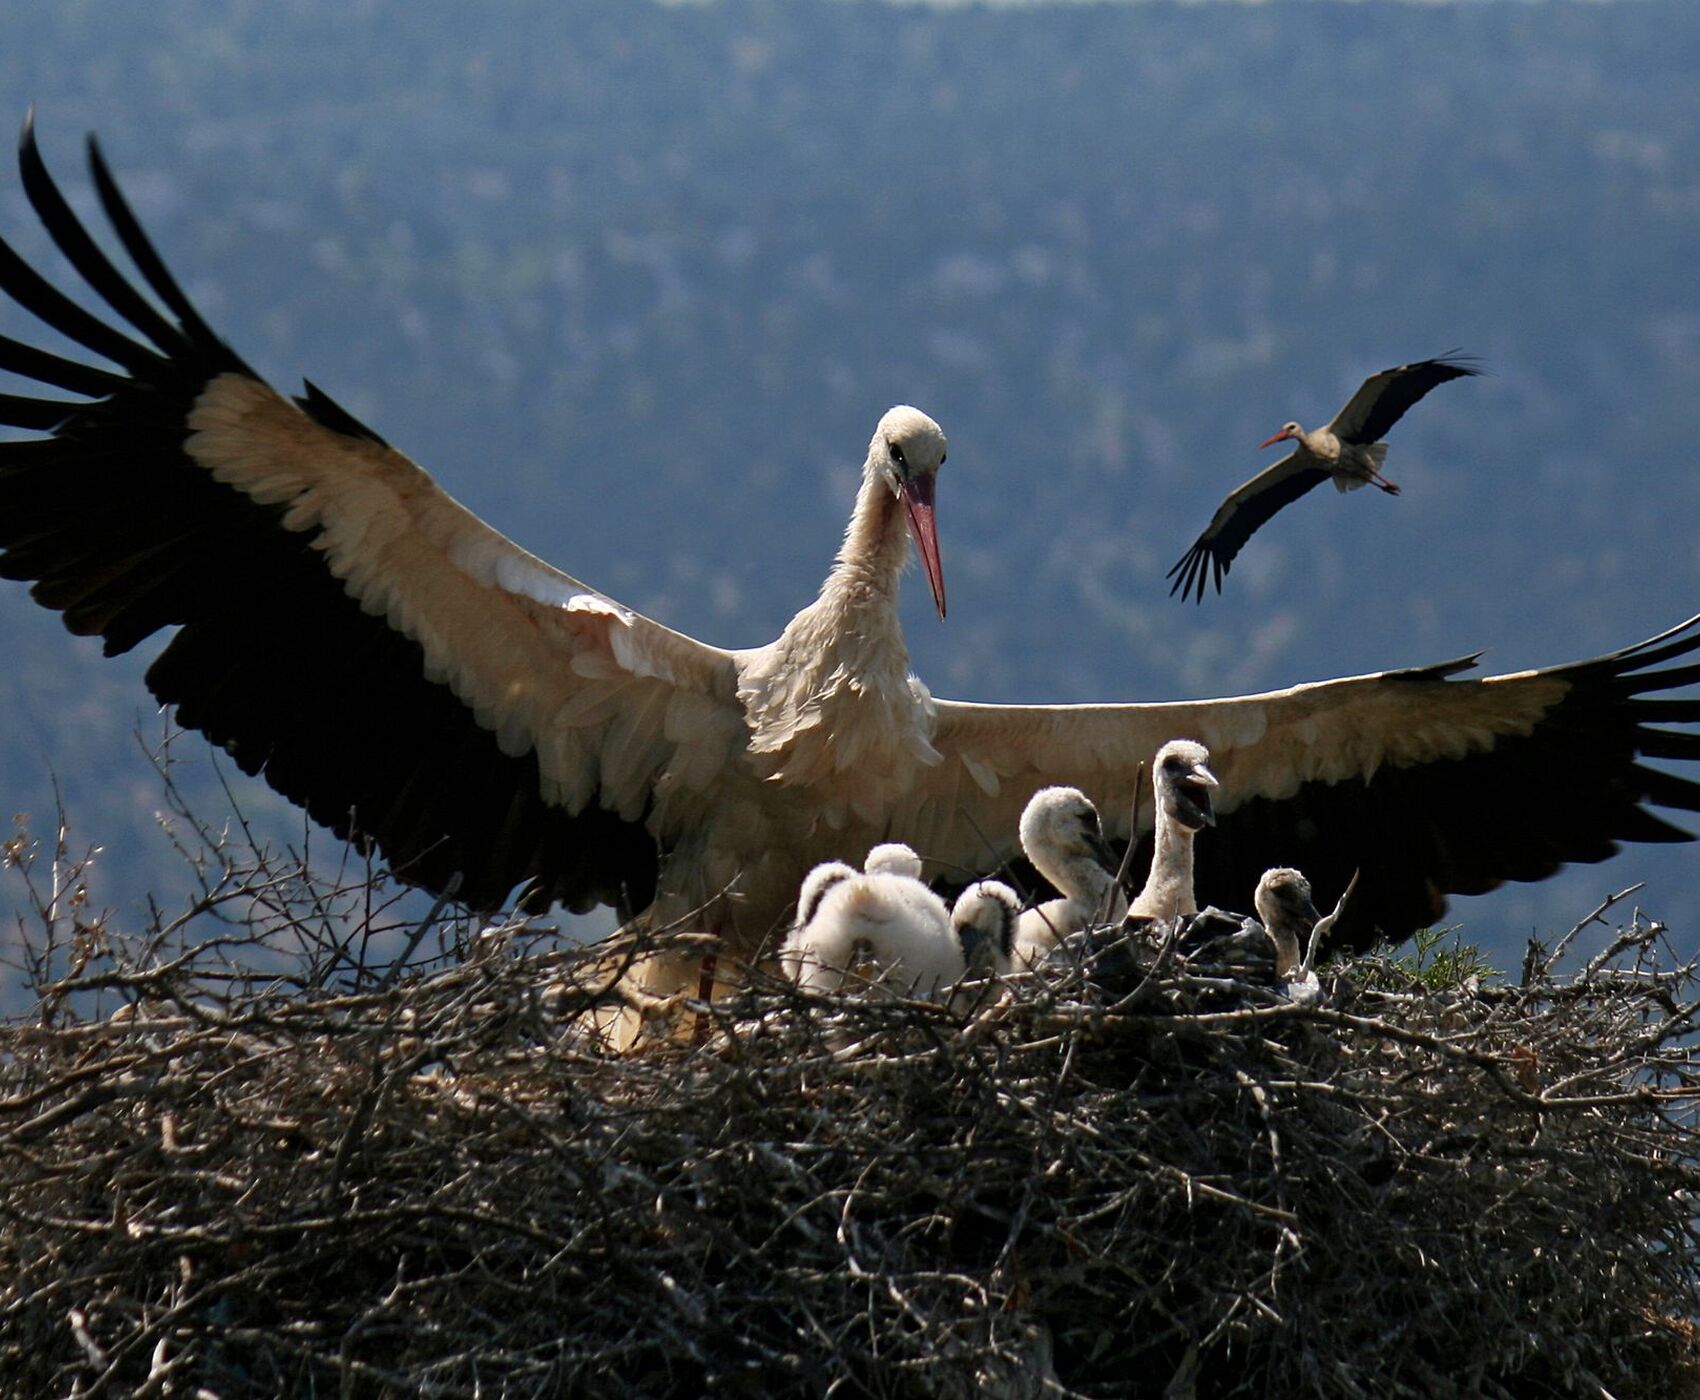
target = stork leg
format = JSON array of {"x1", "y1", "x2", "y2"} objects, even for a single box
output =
[
  {"x1": 1369, "y1": 469, "x2": 1401, "y2": 496},
  {"x1": 692, "y1": 947, "x2": 720, "y2": 1045}
]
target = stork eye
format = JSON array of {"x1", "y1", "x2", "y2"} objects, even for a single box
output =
[{"x1": 889, "y1": 442, "x2": 907, "y2": 469}]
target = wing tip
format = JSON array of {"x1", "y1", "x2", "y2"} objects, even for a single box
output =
[
  {"x1": 1165, "y1": 540, "x2": 1226, "y2": 605},
  {"x1": 1383, "y1": 651, "x2": 1484, "y2": 684},
  {"x1": 295, "y1": 379, "x2": 391, "y2": 447},
  {"x1": 1431, "y1": 347, "x2": 1485, "y2": 378}
]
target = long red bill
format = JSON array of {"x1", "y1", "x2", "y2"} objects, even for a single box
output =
[
  {"x1": 900, "y1": 474, "x2": 946, "y2": 620},
  {"x1": 1258, "y1": 429, "x2": 1290, "y2": 450}
]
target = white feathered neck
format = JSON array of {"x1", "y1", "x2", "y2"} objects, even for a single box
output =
[{"x1": 734, "y1": 422, "x2": 944, "y2": 814}]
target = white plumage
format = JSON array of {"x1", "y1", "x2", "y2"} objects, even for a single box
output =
[
  {"x1": 1253, "y1": 868, "x2": 1322, "y2": 982},
  {"x1": 781, "y1": 853, "x2": 962, "y2": 1000},
  {"x1": 865, "y1": 843, "x2": 926, "y2": 880}
]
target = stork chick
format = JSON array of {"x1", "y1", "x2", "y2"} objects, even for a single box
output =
[
  {"x1": 1254, "y1": 866, "x2": 1357, "y2": 1004},
  {"x1": 1254, "y1": 868, "x2": 1322, "y2": 982},
  {"x1": 796, "y1": 860, "x2": 858, "y2": 934},
  {"x1": 864, "y1": 842, "x2": 925, "y2": 880},
  {"x1": 780, "y1": 858, "x2": 961, "y2": 1000},
  {"x1": 1011, "y1": 787, "x2": 1124, "y2": 967},
  {"x1": 1129, "y1": 740, "x2": 1219, "y2": 920},
  {"x1": 952, "y1": 880, "x2": 1021, "y2": 978}
]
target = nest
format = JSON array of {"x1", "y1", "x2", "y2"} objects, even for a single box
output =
[{"x1": 2, "y1": 806, "x2": 1699, "y2": 1398}]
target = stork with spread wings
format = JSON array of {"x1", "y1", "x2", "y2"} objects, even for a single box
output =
[{"x1": 2, "y1": 122, "x2": 1696, "y2": 974}]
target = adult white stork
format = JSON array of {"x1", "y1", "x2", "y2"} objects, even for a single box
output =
[
  {"x1": 3, "y1": 126, "x2": 1700, "y2": 973},
  {"x1": 1167, "y1": 355, "x2": 1479, "y2": 603}
]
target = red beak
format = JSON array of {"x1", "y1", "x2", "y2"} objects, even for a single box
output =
[
  {"x1": 900, "y1": 474, "x2": 946, "y2": 620},
  {"x1": 1258, "y1": 428, "x2": 1292, "y2": 450}
]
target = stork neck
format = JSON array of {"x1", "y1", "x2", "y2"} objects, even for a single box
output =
[
  {"x1": 825, "y1": 472, "x2": 912, "y2": 615},
  {"x1": 1268, "y1": 925, "x2": 1301, "y2": 980},
  {"x1": 1038, "y1": 847, "x2": 1115, "y2": 911},
  {"x1": 1153, "y1": 814, "x2": 1195, "y2": 873},
  {"x1": 1142, "y1": 816, "x2": 1197, "y2": 912},
  {"x1": 1299, "y1": 426, "x2": 1339, "y2": 459}
]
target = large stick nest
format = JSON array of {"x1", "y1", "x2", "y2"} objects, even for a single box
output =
[{"x1": 1, "y1": 806, "x2": 1698, "y2": 1398}]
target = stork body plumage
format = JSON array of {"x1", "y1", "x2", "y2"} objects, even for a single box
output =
[
  {"x1": 1168, "y1": 355, "x2": 1479, "y2": 603},
  {"x1": 3, "y1": 128, "x2": 1700, "y2": 970},
  {"x1": 781, "y1": 854, "x2": 962, "y2": 999}
]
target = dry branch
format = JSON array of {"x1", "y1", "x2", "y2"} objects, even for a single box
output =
[{"x1": 1, "y1": 802, "x2": 1698, "y2": 1397}]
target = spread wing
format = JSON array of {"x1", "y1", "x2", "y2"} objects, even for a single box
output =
[
  {"x1": 896, "y1": 618, "x2": 1700, "y2": 945},
  {"x1": 0, "y1": 120, "x2": 746, "y2": 913},
  {"x1": 1166, "y1": 452, "x2": 1331, "y2": 603},
  {"x1": 1328, "y1": 353, "x2": 1480, "y2": 446}
]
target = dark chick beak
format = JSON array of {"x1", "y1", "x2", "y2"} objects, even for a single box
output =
[
  {"x1": 1084, "y1": 823, "x2": 1119, "y2": 872},
  {"x1": 900, "y1": 473, "x2": 946, "y2": 620},
  {"x1": 1175, "y1": 765, "x2": 1218, "y2": 830}
]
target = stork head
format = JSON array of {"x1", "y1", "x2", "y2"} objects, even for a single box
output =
[
  {"x1": 1154, "y1": 739, "x2": 1219, "y2": 832},
  {"x1": 952, "y1": 880, "x2": 1020, "y2": 974},
  {"x1": 1254, "y1": 867, "x2": 1321, "y2": 936},
  {"x1": 872, "y1": 405, "x2": 948, "y2": 620},
  {"x1": 1259, "y1": 420, "x2": 1303, "y2": 451},
  {"x1": 796, "y1": 859, "x2": 857, "y2": 930},
  {"x1": 1255, "y1": 866, "x2": 1321, "y2": 979},
  {"x1": 1019, "y1": 786, "x2": 1119, "y2": 877},
  {"x1": 864, "y1": 842, "x2": 924, "y2": 881}
]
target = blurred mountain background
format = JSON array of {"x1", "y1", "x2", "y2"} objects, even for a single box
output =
[{"x1": 2, "y1": 0, "x2": 1697, "y2": 991}]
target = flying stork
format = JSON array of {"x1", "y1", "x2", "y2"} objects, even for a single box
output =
[
  {"x1": 1167, "y1": 355, "x2": 1479, "y2": 603},
  {"x1": 3, "y1": 123, "x2": 1700, "y2": 981}
]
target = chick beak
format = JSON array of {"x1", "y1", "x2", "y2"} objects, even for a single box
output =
[
  {"x1": 1178, "y1": 764, "x2": 1219, "y2": 829},
  {"x1": 1085, "y1": 824, "x2": 1119, "y2": 872}
]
